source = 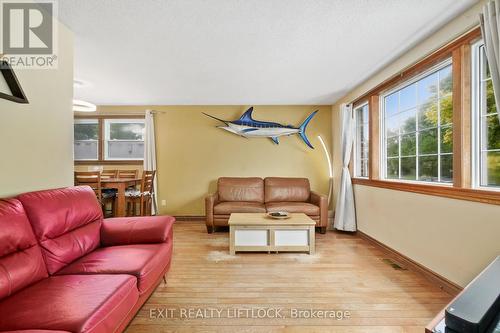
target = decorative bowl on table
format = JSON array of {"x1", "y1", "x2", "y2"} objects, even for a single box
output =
[{"x1": 266, "y1": 211, "x2": 290, "y2": 219}]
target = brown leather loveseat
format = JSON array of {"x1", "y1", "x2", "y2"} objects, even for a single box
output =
[{"x1": 205, "y1": 177, "x2": 328, "y2": 234}]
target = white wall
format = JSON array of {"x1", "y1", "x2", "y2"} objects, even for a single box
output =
[
  {"x1": 354, "y1": 186, "x2": 500, "y2": 287},
  {"x1": 0, "y1": 21, "x2": 74, "y2": 196},
  {"x1": 332, "y1": 0, "x2": 500, "y2": 287}
]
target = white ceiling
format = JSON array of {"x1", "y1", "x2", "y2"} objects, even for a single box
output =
[{"x1": 58, "y1": 0, "x2": 478, "y2": 105}]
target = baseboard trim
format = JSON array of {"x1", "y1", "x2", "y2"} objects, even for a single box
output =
[
  {"x1": 174, "y1": 215, "x2": 205, "y2": 221},
  {"x1": 357, "y1": 230, "x2": 462, "y2": 296}
]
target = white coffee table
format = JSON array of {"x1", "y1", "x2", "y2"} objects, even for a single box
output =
[{"x1": 228, "y1": 213, "x2": 316, "y2": 255}]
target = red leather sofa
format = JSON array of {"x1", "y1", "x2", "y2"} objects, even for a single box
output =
[{"x1": 0, "y1": 186, "x2": 175, "y2": 333}]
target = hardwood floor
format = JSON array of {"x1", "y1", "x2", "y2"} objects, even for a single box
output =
[{"x1": 125, "y1": 221, "x2": 453, "y2": 333}]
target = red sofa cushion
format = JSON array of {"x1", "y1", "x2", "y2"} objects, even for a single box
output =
[
  {"x1": 17, "y1": 186, "x2": 103, "y2": 274},
  {"x1": 0, "y1": 199, "x2": 48, "y2": 301},
  {"x1": 1, "y1": 330, "x2": 70, "y2": 333},
  {"x1": 100, "y1": 216, "x2": 175, "y2": 246},
  {"x1": 0, "y1": 274, "x2": 138, "y2": 333},
  {"x1": 56, "y1": 242, "x2": 173, "y2": 294}
]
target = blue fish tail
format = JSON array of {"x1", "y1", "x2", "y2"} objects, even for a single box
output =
[{"x1": 298, "y1": 111, "x2": 318, "y2": 149}]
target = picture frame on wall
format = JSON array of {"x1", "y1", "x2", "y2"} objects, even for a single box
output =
[{"x1": 0, "y1": 60, "x2": 29, "y2": 104}]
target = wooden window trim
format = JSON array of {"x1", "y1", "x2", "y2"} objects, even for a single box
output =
[
  {"x1": 351, "y1": 28, "x2": 481, "y2": 105},
  {"x1": 453, "y1": 43, "x2": 472, "y2": 188},
  {"x1": 368, "y1": 95, "x2": 380, "y2": 180},
  {"x1": 352, "y1": 178, "x2": 500, "y2": 206},
  {"x1": 75, "y1": 160, "x2": 144, "y2": 166},
  {"x1": 74, "y1": 115, "x2": 145, "y2": 165},
  {"x1": 349, "y1": 26, "x2": 500, "y2": 206},
  {"x1": 350, "y1": 101, "x2": 371, "y2": 179}
]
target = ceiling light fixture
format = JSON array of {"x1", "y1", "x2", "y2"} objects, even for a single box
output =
[{"x1": 73, "y1": 99, "x2": 96, "y2": 112}]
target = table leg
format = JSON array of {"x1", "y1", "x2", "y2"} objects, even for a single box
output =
[
  {"x1": 229, "y1": 226, "x2": 235, "y2": 255},
  {"x1": 309, "y1": 226, "x2": 315, "y2": 255},
  {"x1": 115, "y1": 183, "x2": 126, "y2": 217}
]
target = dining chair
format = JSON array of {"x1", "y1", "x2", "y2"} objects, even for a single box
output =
[
  {"x1": 125, "y1": 170, "x2": 156, "y2": 216},
  {"x1": 100, "y1": 169, "x2": 119, "y2": 207},
  {"x1": 117, "y1": 169, "x2": 139, "y2": 179},
  {"x1": 101, "y1": 169, "x2": 118, "y2": 179},
  {"x1": 117, "y1": 169, "x2": 140, "y2": 193},
  {"x1": 74, "y1": 171, "x2": 116, "y2": 217}
]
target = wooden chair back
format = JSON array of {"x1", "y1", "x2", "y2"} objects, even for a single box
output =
[
  {"x1": 101, "y1": 169, "x2": 118, "y2": 179},
  {"x1": 117, "y1": 169, "x2": 139, "y2": 179},
  {"x1": 141, "y1": 170, "x2": 156, "y2": 194},
  {"x1": 74, "y1": 171, "x2": 102, "y2": 201}
]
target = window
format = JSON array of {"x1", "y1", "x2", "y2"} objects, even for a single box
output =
[
  {"x1": 349, "y1": 28, "x2": 500, "y2": 205},
  {"x1": 473, "y1": 42, "x2": 500, "y2": 188},
  {"x1": 74, "y1": 119, "x2": 99, "y2": 160},
  {"x1": 382, "y1": 61, "x2": 453, "y2": 183},
  {"x1": 73, "y1": 117, "x2": 145, "y2": 163},
  {"x1": 104, "y1": 119, "x2": 145, "y2": 160},
  {"x1": 354, "y1": 103, "x2": 369, "y2": 178}
]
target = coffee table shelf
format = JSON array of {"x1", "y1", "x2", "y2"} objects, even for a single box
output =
[{"x1": 228, "y1": 213, "x2": 316, "y2": 255}]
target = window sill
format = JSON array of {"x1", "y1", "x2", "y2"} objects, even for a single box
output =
[
  {"x1": 351, "y1": 178, "x2": 500, "y2": 206},
  {"x1": 75, "y1": 160, "x2": 143, "y2": 165}
]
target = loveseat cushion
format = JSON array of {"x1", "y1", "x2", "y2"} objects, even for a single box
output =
[
  {"x1": 0, "y1": 274, "x2": 138, "y2": 333},
  {"x1": 56, "y1": 242, "x2": 172, "y2": 294},
  {"x1": 17, "y1": 186, "x2": 103, "y2": 274},
  {"x1": 218, "y1": 177, "x2": 264, "y2": 203},
  {"x1": 264, "y1": 177, "x2": 310, "y2": 203},
  {"x1": 214, "y1": 201, "x2": 266, "y2": 214},
  {"x1": 265, "y1": 202, "x2": 320, "y2": 216},
  {"x1": 0, "y1": 199, "x2": 48, "y2": 301}
]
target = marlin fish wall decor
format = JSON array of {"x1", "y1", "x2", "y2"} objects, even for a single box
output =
[{"x1": 203, "y1": 107, "x2": 318, "y2": 149}]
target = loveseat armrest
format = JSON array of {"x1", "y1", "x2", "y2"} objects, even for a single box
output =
[
  {"x1": 205, "y1": 193, "x2": 219, "y2": 233},
  {"x1": 310, "y1": 191, "x2": 327, "y2": 206},
  {"x1": 205, "y1": 192, "x2": 219, "y2": 207},
  {"x1": 101, "y1": 215, "x2": 175, "y2": 246},
  {"x1": 310, "y1": 191, "x2": 328, "y2": 228}
]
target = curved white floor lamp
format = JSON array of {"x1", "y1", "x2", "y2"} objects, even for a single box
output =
[{"x1": 317, "y1": 135, "x2": 333, "y2": 205}]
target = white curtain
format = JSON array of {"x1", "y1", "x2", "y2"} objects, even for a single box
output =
[
  {"x1": 333, "y1": 103, "x2": 356, "y2": 232},
  {"x1": 144, "y1": 110, "x2": 158, "y2": 215},
  {"x1": 480, "y1": 0, "x2": 500, "y2": 123}
]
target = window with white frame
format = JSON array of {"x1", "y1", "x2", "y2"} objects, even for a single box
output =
[
  {"x1": 104, "y1": 119, "x2": 145, "y2": 160},
  {"x1": 354, "y1": 103, "x2": 369, "y2": 178},
  {"x1": 382, "y1": 60, "x2": 453, "y2": 183},
  {"x1": 74, "y1": 119, "x2": 99, "y2": 160},
  {"x1": 472, "y1": 42, "x2": 500, "y2": 188}
]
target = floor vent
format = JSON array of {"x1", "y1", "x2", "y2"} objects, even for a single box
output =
[{"x1": 382, "y1": 258, "x2": 407, "y2": 270}]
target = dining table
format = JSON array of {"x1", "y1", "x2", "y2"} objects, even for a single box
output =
[{"x1": 101, "y1": 177, "x2": 141, "y2": 217}]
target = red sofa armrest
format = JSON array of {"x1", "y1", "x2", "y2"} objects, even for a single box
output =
[{"x1": 101, "y1": 215, "x2": 175, "y2": 246}]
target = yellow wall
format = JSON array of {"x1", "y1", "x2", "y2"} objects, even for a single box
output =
[
  {"x1": 0, "y1": 22, "x2": 74, "y2": 196},
  {"x1": 331, "y1": 0, "x2": 500, "y2": 287},
  {"x1": 82, "y1": 105, "x2": 332, "y2": 215}
]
